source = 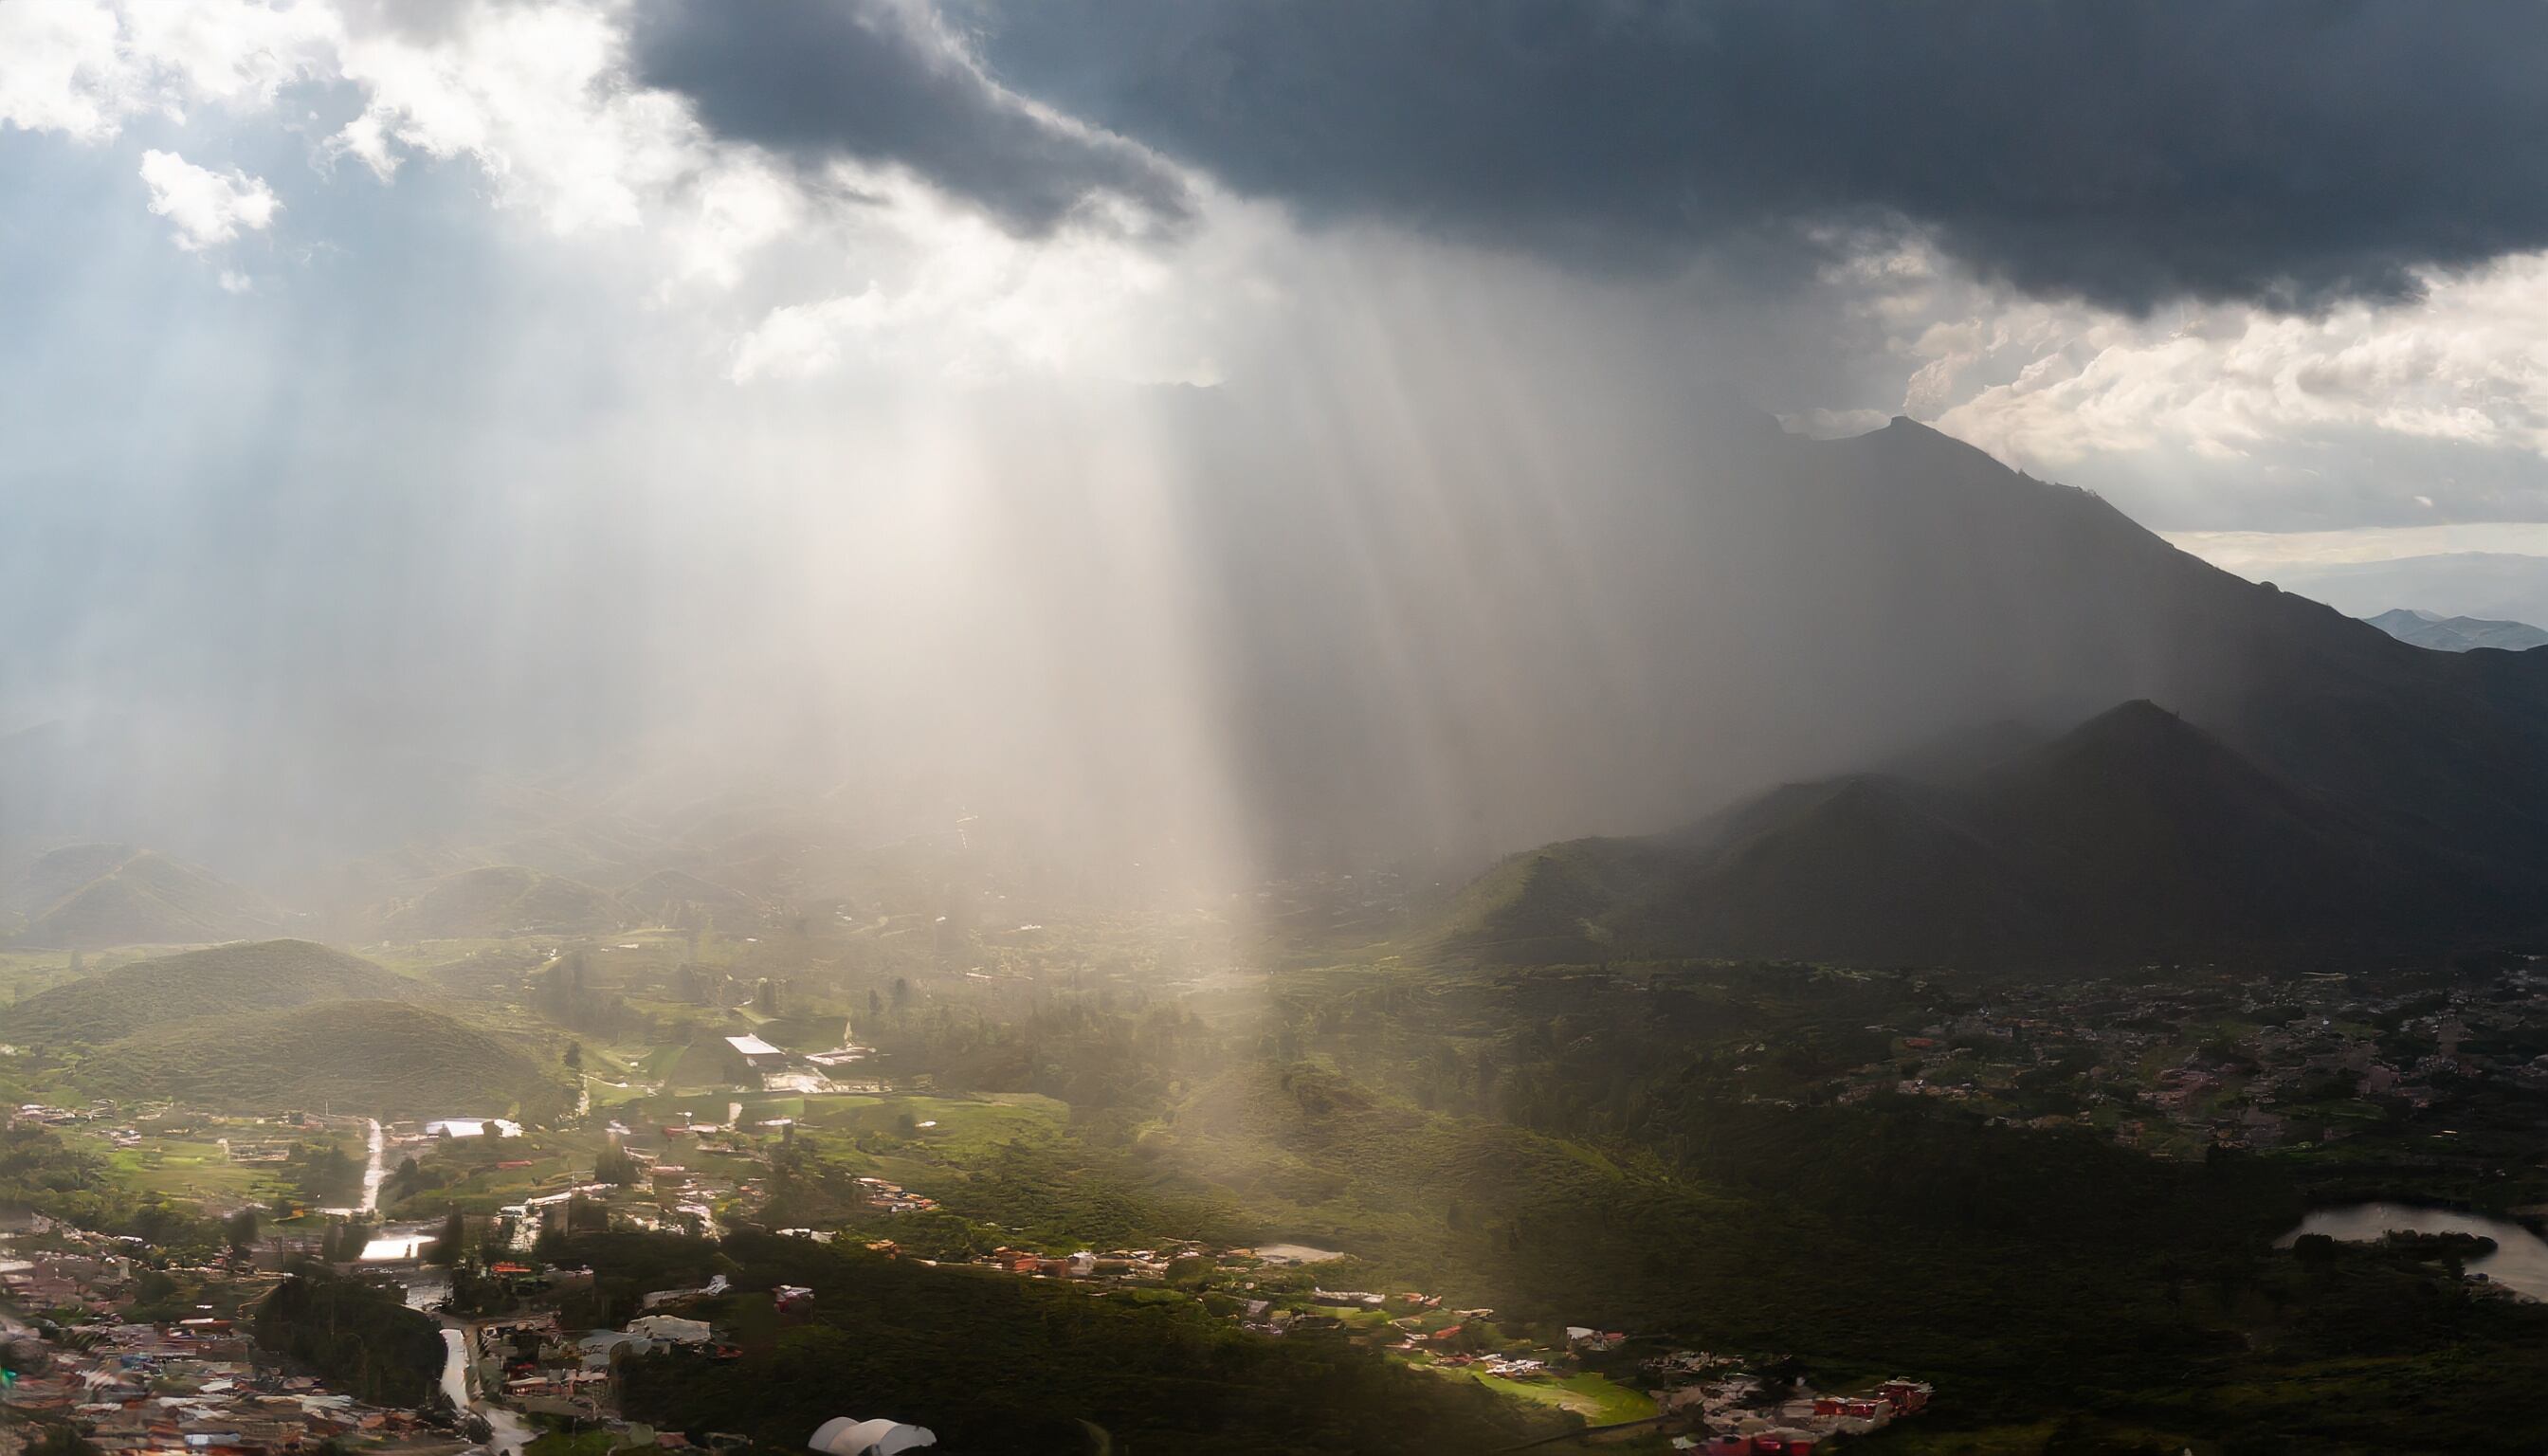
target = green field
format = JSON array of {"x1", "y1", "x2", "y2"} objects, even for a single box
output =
[
  {"x1": 77, "y1": 1134, "x2": 287, "y2": 1205},
  {"x1": 1454, "y1": 1368, "x2": 1655, "y2": 1425}
]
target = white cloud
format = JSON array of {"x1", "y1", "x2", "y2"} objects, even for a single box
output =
[
  {"x1": 2167, "y1": 522, "x2": 2548, "y2": 573},
  {"x1": 0, "y1": 0, "x2": 335, "y2": 141},
  {"x1": 6, "y1": 0, "x2": 1235, "y2": 383},
  {"x1": 0, "y1": 0, "x2": 126, "y2": 138},
  {"x1": 326, "y1": 0, "x2": 719, "y2": 236},
  {"x1": 139, "y1": 148, "x2": 279, "y2": 251},
  {"x1": 1839, "y1": 246, "x2": 2548, "y2": 475},
  {"x1": 724, "y1": 195, "x2": 1248, "y2": 386}
]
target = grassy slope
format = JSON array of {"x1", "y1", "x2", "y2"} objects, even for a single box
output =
[
  {"x1": 10, "y1": 938, "x2": 412, "y2": 1044},
  {"x1": 83, "y1": 999, "x2": 570, "y2": 1117}
]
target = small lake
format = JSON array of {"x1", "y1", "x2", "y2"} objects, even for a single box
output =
[{"x1": 2279, "y1": 1202, "x2": 2548, "y2": 1301}]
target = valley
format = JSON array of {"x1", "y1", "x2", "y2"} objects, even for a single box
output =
[
  {"x1": 18, "y1": 415, "x2": 2548, "y2": 1453},
  {"x1": 11, "y1": 868, "x2": 2548, "y2": 1454}
]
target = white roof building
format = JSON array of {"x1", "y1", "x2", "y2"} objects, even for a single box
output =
[
  {"x1": 810, "y1": 1417, "x2": 937, "y2": 1456},
  {"x1": 424, "y1": 1119, "x2": 523, "y2": 1138}
]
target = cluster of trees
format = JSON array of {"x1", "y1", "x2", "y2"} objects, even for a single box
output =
[
  {"x1": 0, "y1": 1124, "x2": 227, "y2": 1256},
  {"x1": 594, "y1": 1143, "x2": 643, "y2": 1185},
  {"x1": 253, "y1": 1265, "x2": 445, "y2": 1407},
  {"x1": 284, "y1": 1139, "x2": 363, "y2": 1206},
  {"x1": 532, "y1": 950, "x2": 659, "y2": 1041},
  {"x1": 573, "y1": 1229, "x2": 1570, "y2": 1455},
  {"x1": 318, "y1": 1216, "x2": 376, "y2": 1262}
]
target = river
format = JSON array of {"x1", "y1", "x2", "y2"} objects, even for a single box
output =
[
  {"x1": 2279, "y1": 1202, "x2": 2548, "y2": 1300},
  {"x1": 440, "y1": 1323, "x2": 540, "y2": 1456}
]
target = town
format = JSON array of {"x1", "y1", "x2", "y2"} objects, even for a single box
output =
[{"x1": 5, "y1": 1046, "x2": 1941, "y2": 1456}]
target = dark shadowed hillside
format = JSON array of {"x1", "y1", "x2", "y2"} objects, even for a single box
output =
[
  {"x1": 1441, "y1": 701, "x2": 2529, "y2": 968},
  {"x1": 9, "y1": 939, "x2": 414, "y2": 1044}
]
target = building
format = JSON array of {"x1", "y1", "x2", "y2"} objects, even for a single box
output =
[
  {"x1": 424, "y1": 1118, "x2": 524, "y2": 1139},
  {"x1": 809, "y1": 1417, "x2": 937, "y2": 1455},
  {"x1": 724, "y1": 1034, "x2": 789, "y2": 1065}
]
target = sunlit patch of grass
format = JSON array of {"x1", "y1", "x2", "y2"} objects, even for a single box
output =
[{"x1": 1464, "y1": 1369, "x2": 1654, "y2": 1426}]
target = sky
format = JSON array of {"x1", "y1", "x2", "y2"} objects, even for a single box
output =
[{"x1": 14, "y1": 0, "x2": 2548, "y2": 885}]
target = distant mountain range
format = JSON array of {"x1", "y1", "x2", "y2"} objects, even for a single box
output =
[
  {"x1": 2364, "y1": 608, "x2": 2548, "y2": 652},
  {"x1": 2267, "y1": 552, "x2": 2548, "y2": 628}
]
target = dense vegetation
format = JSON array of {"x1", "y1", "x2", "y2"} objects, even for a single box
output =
[
  {"x1": 1200, "y1": 956, "x2": 2548, "y2": 1452},
  {"x1": 0, "y1": 1123, "x2": 228, "y2": 1255},
  {"x1": 253, "y1": 1265, "x2": 446, "y2": 1407},
  {"x1": 560, "y1": 1229, "x2": 1570, "y2": 1455}
]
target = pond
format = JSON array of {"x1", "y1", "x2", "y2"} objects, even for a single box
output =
[{"x1": 2278, "y1": 1202, "x2": 2548, "y2": 1300}]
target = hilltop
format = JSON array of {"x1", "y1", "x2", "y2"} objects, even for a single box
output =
[
  {"x1": 4, "y1": 844, "x2": 285, "y2": 948},
  {"x1": 10, "y1": 939, "x2": 414, "y2": 1045},
  {"x1": 369, "y1": 864, "x2": 624, "y2": 939},
  {"x1": 83, "y1": 1000, "x2": 567, "y2": 1117}
]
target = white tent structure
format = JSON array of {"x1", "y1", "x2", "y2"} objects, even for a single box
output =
[{"x1": 810, "y1": 1417, "x2": 937, "y2": 1456}]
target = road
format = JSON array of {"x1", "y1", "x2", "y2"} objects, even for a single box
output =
[{"x1": 357, "y1": 1118, "x2": 388, "y2": 1213}]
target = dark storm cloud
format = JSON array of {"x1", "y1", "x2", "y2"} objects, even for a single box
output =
[
  {"x1": 628, "y1": 0, "x2": 1190, "y2": 235},
  {"x1": 924, "y1": 0, "x2": 2548, "y2": 312}
]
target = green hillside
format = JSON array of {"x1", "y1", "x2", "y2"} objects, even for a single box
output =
[
  {"x1": 84, "y1": 1000, "x2": 569, "y2": 1117},
  {"x1": 1429, "y1": 837, "x2": 1665, "y2": 964},
  {"x1": 9, "y1": 846, "x2": 285, "y2": 948},
  {"x1": 372, "y1": 864, "x2": 624, "y2": 938},
  {"x1": 10, "y1": 938, "x2": 412, "y2": 1045}
]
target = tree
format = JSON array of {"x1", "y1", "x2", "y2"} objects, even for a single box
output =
[
  {"x1": 755, "y1": 978, "x2": 780, "y2": 1016},
  {"x1": 595, "y1": 1144, "x2": 641, "y2": 1186},
  {"x1": 564, "y1": 1042, "x2": 584, "y2": 1071},
  {"x1": 224, "y1": 1207, "x2": 262, "y2": 1253},
  {"x1": 429, "y1": 1209, "x2": 466, "y2": 1265}
]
